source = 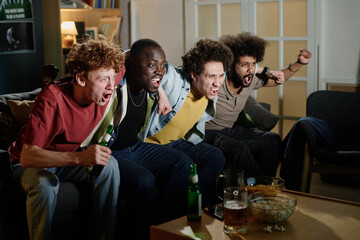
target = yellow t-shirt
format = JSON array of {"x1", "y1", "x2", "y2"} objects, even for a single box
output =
[{"x1": 146, "y1": 91, "x2": 208, "y2": 144}]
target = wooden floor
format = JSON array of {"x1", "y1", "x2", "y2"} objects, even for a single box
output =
[
  {"x1": 276, "y1": 164, "x2": 360, "y2": 203},
  {"x1": 309, "y1": 173, "x2": 360, "y2": 203}
]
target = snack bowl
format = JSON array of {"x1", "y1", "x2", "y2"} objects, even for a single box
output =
[
  {"x1": 248, "y1": 191, "x2": 297, "y2": 223},
  {"x1": 245, "y1": 176, "x2": 284, "y2": 196}
]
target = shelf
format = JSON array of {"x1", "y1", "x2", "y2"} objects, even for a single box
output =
[
  {"x1": 42, "y1": 1, "x2": 122, "y2": 77},
  {"x1": 61, "y1": 8, "x2": 121, "y2": 27}
]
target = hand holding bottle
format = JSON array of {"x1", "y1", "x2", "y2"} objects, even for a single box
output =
[
  {"x1": 80, "y1": 144, "x2": 111, "y2": 167},
  {"x1": 88, "y1": 124, "x2": 114, "y2": 176}
]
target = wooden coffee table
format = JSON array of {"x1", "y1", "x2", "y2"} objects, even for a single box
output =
[{"x1": 150, "y1": 190, "x2": 360, "y2": 240}]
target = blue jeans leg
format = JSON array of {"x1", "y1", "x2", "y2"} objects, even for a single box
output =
[
  {"x1": 12, "y1": 166, "x2": 59, "y2": 240},
  {"x1": 56, "y1": 156, "x2": 120, "y2": 240},
  {"x1": 112, "y1": 142, "x2": 192, "y2": 238},
  {"x1": 112, "y1": 152, "x2": 157, "y2": 240},
  {"x1": 92, "y1": 156, "x2": 120, "y2": 240},
  {"x1": 166, "y1": 139, "x2": 225, "y2": 206}
]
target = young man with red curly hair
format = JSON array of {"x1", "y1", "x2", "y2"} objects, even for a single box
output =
[{"x1": 9, "y1": 37, "x2": 124, "y2": 240}]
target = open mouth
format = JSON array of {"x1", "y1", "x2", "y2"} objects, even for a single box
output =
[
  {"x1": 243, "y1": 74, "x2": 253, "y2": 85},
  {"x1": 210, "y1": 87, "x2": 219, "y2": 95},
  {"x1": 151, "y1": 76, "x2": 161, "y2": 88},
  {"x1": 102, "y1": 92, "x2": 112, "y2": 102}
]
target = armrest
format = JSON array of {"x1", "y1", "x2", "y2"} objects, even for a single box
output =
[
  {"x1": 0, "y1": 149, "x2": 12, "y2": 239},
  {"x1": 0, "y1": 149, "x2": 13, "y2": 190}
]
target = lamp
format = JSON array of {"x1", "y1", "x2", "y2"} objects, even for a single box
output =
[{"x1": 61, "y1": 21, "x2": 78, "y2": 48}]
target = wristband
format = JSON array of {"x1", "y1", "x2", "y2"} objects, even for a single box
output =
[
  {"x1": 260, "y1": 66, "x2": 270, "y2": 77},
  {"x1": 296, "y1": 59, "x2": 308, "y2": 65}
]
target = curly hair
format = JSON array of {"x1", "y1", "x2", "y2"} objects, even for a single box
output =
[
  {"x1": 220, "y1": 32, "x2": 268, "y2": 66},
  {"x1": 182, "y1": 39, "x2": 233, "y2": 82},
  {"x1": 65, "y1": 35, "x2": 124, "y2": 78}
]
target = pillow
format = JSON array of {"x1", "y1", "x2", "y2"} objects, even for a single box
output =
[
  {"x1": 235, "y1": 109, "x2": 258, "y2": 129},
  {"x1": 240, "y1": 96, "x2": 279, "y2": 131},
  {"x1": 7, "y1": 100, "x2": 35, "y2": 128}
]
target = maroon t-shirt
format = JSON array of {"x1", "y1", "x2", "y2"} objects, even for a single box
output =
[{"x1": 9, "y1": 66, "x2": 125, "y2": 164}]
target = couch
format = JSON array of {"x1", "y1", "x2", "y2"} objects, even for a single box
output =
[
  {"x1": 300, "y1": 90, "x2": 360, "y2": 192},
  {"x1": 0, "y1": 88, "x2": 92, "y2": 240}
]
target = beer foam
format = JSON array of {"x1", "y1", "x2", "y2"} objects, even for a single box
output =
[{"x1": 224, "y1": 200, "x2": 247, "y2": 209}]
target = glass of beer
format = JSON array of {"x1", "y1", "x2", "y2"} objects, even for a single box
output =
[
  {"x1": 223, "y1": 187, "x2": 248, "y2": 234},
  {"x1": 221, "y1": 169, "x2": 248, "y2": 234}
]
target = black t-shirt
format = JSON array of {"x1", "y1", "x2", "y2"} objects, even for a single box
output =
[{"x1": 111, "y1": 90, "x2": 147, "y2": 150}]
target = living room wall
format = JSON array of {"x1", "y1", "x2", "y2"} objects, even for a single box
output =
[{"x1": 0, "y1": 0, "x2": 44, "y2": 94}]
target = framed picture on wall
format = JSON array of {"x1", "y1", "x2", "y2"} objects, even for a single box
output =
[
  {"x1": 97, "y1": 16, "x2": 121, "y2": 42},
  {"x1": 0, "y1": 0, "x2": 33, "y2": 21},
  {"x1": 0, "y1": 21, "x2": 35, "y2": 54},
  {"x1": 85, "y1": 26, "x2": 98, "y2": 40}
]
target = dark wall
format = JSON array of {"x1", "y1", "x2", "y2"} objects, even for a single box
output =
[{"x1": 0, "y1": 1, "x2": 44, "y2": 94}]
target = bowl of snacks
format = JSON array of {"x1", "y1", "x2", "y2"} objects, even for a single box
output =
[
  {"x1": 245, "y1": 176, "x2": 284, "y2": 196},
  {"x1": 248, "y1": 191, "x2": 297, "y2": 223}
]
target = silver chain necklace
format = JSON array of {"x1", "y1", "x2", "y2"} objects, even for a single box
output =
[{"x1": 128, "y1": 87, "x2": 146, "y2": 108}]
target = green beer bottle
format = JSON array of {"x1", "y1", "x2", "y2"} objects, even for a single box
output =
[
  {"x1": 187, "y1": 164, "x2": 202, "y2": 221},
  {"x1": 88, "y1": 124, "x2": 114, "y2": 176}
]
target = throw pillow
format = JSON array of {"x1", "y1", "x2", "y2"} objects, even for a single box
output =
[
  {"x1": 7, "y1": 100, "x2": 35, "y2": 128},
  {"x1": 243, "y1": 96, "x2": 279, "y2": 131},
  {"x1": 236, "y1": 109, "x2": 258, "y2": 129}
]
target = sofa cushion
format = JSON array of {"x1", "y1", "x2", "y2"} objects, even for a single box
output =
[
  {"x1": 7, "y1": 100, "x2": 35, "y2": 128},
  {"x1": 0, "y1": 88, "x2": 40, "y2": 106},
  {"x1": 0, "y1": 88, "x2": 41, "y2": 150}
]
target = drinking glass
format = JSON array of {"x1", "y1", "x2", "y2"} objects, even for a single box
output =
[
  {"x1": 223, "y1": 187, "x2": 248, "y2": 234},
  {"x1": 216, "y1": 169, "x2": 245, "y2": 201},
  {"x1": 217, "y1": 169, "x2": 248, "y2": 234}
]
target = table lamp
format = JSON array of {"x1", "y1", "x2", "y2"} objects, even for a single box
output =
[{"x1": 61, "y1": 21, "x2": 78, "y2": 48}]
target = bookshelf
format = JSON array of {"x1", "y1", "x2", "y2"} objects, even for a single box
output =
[{"x1": 42, "y1": 0, "x2": 122, "y2": 76}]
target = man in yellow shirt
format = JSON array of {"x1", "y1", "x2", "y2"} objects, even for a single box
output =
[{"x1": 139, "y1": 39, "x2": 233, "y2": 206}]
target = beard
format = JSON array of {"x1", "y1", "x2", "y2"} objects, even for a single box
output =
[{"x1": 230, "y1": 70, "x2": 253, "y2": 89}]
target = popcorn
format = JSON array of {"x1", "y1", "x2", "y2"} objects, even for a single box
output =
[
  {"x1": 250, "y1": 198, "x2": 295, "y2": 223},
  {"x1": 274, "y1": 225, "x2": 286, "y2": 232},
  {"x1": 263, "y1": 225, "x2": 286, "y2": 233},
  {"x1": 262, "y1": 225, "x2": 272, "y2": 233}
]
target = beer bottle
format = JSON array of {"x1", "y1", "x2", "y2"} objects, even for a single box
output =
[
  {"x1": 187, "y1": 164, "x2": 202, "y2": 221},
  {"x1": 88, "y1": 124, "x2": 114, "y2": 176}
]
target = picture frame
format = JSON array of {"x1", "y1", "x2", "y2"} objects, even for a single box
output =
[
  {"x1": 0, "y1": 0, "x2": 33, "y2": 21},
  {"x1": 0, "y1": 22, "x2": 35, "y2": 55},
  {"x1": 97, "y1": 16, "x2": 121, "y2": 42},
  {"x1": 85, "y1": 26, "x2": 98, "y2": 40}
]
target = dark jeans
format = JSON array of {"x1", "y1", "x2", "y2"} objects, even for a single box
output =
[
  {"x1": 165, "y1": 139, "x2": 225, "y2": 206},
  {"x1": 280, "y1": 117, "x2": 336, "y2": 191},
  {"x1": 204, "y1": 125, "x2": 281, "y2": 178},
  {"x1": 111, "y1": 142, "x2": 192, "y2": 240}
]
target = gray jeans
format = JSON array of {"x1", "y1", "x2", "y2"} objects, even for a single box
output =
[{"x1": 12, "y1": 156, "x2": 120, "y2": 240}]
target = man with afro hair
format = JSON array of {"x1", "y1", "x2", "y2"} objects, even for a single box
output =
[{"x1": 204, "y1": 32, "x2": 311, "y2": 178}]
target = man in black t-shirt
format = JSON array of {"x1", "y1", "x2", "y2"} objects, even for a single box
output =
[{"x1": 109, "y1": 39, "x2": 192, "y2": 240}]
